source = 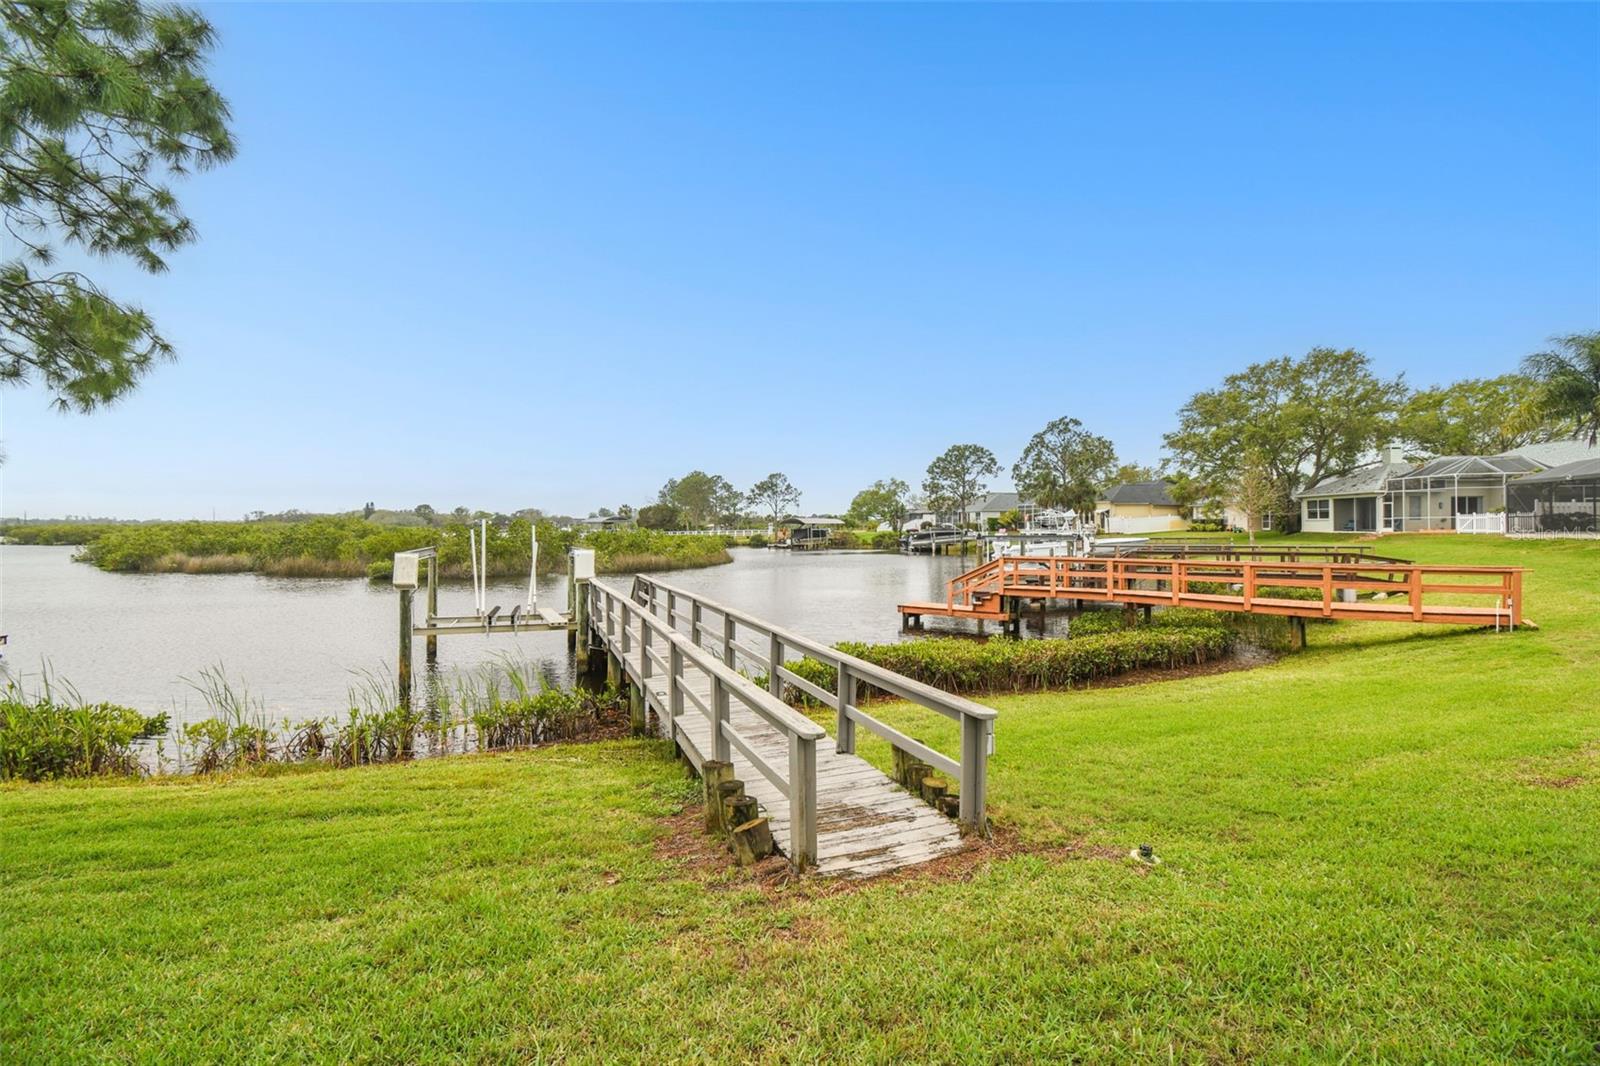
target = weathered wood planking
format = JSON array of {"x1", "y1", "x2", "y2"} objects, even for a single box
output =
[{"x1": 610, "y1": 615, "x2": 966, "y2": 878}]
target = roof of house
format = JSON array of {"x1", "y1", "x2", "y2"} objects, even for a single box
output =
[
  {"x1": 975, "y1": 492, "x2": 1023, "y2": 513},
  {"x1": 1298, "y1": 461, "x2": 1413, "y2": 499},
  {"x1": 1399, "y1": 455, "x2": 1542, "y2": 479},
  {"x1": 1512, "y1": 457, "x2": 1600, "y2": 484},
  {"x1": 1505, "y1": 438, "x2": 1600, "y2": 468},
  {"x1": 1100, "y1": 480, "x2": 1178, "y2": 507}
]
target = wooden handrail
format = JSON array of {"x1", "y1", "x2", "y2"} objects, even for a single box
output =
[
  {"x1": 967, "y1": 555, "x2": 1524, "y2": 627},
  {"x1": 589, "y1": 579, "x2": 823, "y2": 867},
  {"x1": 632, "y1": 574, "x2": 997, "y2": 829}
]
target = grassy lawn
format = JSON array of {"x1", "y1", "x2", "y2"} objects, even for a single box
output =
[{"x1": 3, "y1": 535, "x2": 1597, "y2": 1063}]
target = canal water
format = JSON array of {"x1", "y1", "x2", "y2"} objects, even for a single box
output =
[{"x1": 1, "y1": 545, "x2": 993, "y2": 724}]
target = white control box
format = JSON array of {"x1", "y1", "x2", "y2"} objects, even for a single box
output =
[
  {"x1": 392, "y1": 552, "x2": 420, "y2": 589},
  {"x1": 569, "y1": 548, "x2": 596, "y2": 580}
]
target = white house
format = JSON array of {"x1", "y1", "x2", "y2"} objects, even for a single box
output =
[{"x1": 1295, "y1": 442, "x2": 1572, "y2": 534}]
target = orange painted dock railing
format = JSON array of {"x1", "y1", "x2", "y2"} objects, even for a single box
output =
[{"x1": 898, "y1": 555, "x2": 1525, "y2": 629}]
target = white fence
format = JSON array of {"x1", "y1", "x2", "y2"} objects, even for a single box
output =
[{"x1": 1454, "y1": 513, "x2": 1506, "y2": 534}]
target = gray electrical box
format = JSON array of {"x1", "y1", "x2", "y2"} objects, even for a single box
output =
[
  {"x1": 569, "y1": 548, "x2": 596, "y2": 580},
  {"x1": 392, "y1": 552, "x2": 420, "y2": 589}
]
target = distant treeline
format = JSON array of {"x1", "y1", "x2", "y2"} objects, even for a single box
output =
[{"x1": 5, "y1": 518, "x2": 732, "y2": 579}]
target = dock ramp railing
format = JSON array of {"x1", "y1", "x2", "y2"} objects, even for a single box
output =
[
  {"x1": 588, "y1": 578, "x2": 827, "y2": 866},
  {"x1": 627, "y1": 576, "x2": 998, "y2": 829}
]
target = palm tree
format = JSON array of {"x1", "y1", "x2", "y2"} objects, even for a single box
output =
[{"x1": 1521, "y1": 331, "x2": 1600, "y2": 446}]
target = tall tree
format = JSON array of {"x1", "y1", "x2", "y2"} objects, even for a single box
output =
[
  {"x1": 2, "y1": 0, "x2": 235, "y2": 411},
  {"x1": 1232, "y1": 448, "x2": 1288, "y2": 544},
  {"x1": 1163, "y1": 347, "x2": 1406, "y2": 501},
  {"x1": 658, "y1": 470, "x2": 738, "y2": 528},
  {"x1": 636, "y1": 503, "x2": 681, "y2": 530},
  {"x1": 1521, "y1": 331, "x2": 1600, "y2": 447},
  {"x1": 746, "y1": 472, "x2": 801, "y2": 527},
  {"x1": 846, "y1": 478, "x2": 911, "y2": 531},
  {"x1": 1398, "y1": 374, "x2": 1549, "y2": 456},
  {"x1": 923, "y1": 444, "x2": 1000, "y2": 527},
  {"x1": 1012, "y1": 417, "x2": 1118, "y2": 515},
  {"x1": 1108, "y1": 462, "x2": 1160, "y2": 486}
]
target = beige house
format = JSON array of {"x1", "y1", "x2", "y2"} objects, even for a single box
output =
[{"x1": 1095, "y1": 481, "x2": 1188, "y2": 534}]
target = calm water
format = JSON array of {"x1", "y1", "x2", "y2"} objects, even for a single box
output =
[{"x1": 0, "y1": 545, "x2": 981, "y2": 723}]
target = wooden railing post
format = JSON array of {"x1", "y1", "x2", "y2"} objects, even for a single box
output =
[
  {"x1": 788, "y1": 733, "x2": 818, "y2": 869},
  {"x1": 691, "y1": 602, "x2": 703, "y2": 646},
  {"x1": 1242, "y1": 563, "x2": 1255, "y2": 609},
  {"x1": 666, "y1": 640, "x2": 683, "y2": 744},
  {"x1": 1509, "y1": 570, "x2": 1522, "y2": 628},
  {"x1": 1409, "y1": 567, "x2": 1424, "y2": 621},
  {"x1": 767, "y1": 632, "x2": 783, "y2": 697},
  {"x1": 1322, "y1": 565, "x2": 1333, "y2": 616},
  {"x1": 722, "y1": 614, "x2": 737, "y2": 668},
  {"x1": 959, "y1": 711, "x2": 988, "y2": 833},
  {"x1": 835, "y1": 663, "x2": 855, "y2": 755},
  {"x1": 1171, "y1": 560, "x2": 1182, "y2": 604},
  {"x1": 665, "y1": 589, "x2": 677, "y2": 630},
  {"x1": 640, "y1": 621, "x2": 652, "y2": 682},
  {"x1": 710, "y1": 675, "x2": 732, "y2": 762}
]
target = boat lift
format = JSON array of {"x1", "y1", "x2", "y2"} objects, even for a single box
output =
[{"x1": 391, "y1": 522, "x2": 582, "y2": 705}]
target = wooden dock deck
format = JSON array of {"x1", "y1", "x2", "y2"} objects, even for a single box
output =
[
  {"x1": 584, "y1": 577, "x2": 997, "y2": 878},
  {"x1": 627, "y1": 647, "x2": 967, "y2": 878},
  {"x1": 899, "y1": 554, "x2": 1527, "y2": 629}
]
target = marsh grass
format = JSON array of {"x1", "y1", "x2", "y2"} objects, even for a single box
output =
[{"x1": 0, "y1": 666, "x2": 168, "y2": 781}]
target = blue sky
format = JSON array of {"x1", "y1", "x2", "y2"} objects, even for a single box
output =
[{"x1": 4, "y1": 2, "x2": 1597, "y2": 519}]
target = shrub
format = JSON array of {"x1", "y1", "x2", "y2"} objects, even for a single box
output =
[
  {"x1": 746, "y1": 533, "x2": 769, "y2": 548},
  {"x1": 0, "y1": 675, "x2": 166, "y2": 781},
  {"x1": 1066, "y1": 611, "x2": 1126, "y2": 636},
  {"x1": 766, "y1": 618, "x2": 1236, "y2": 703}
]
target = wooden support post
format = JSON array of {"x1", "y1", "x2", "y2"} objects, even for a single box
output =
[
  {"x1": 937, "y1": 794, "x2": 961, "y2": 819},
  {"x1": 788, "y1": 734, "x2": 818, "y2": 869},
  {"x1": 425, "y1": 558, "x2": 438, "y2": 663},
  {"x1": 628, "y1": 680, "x2": 646, "y2": 735},
  {"x1": 666, "y1": 641, "x2": 684, "y2": 748},
  {"x1": 701, "y1": 761, "x2": 734, "y2": 832},
  {"x1": 731, "y1": 817, "x2": 776, "y2": 866},
  {"x1": 573, "y1": 578, "x2": 591, "y2": 671},
  {"x1": 835, "y1": 663, "x2": 855, "y2": 755},
  {"x1": 1141, "y1": 604, "x2": 1152, "y2": 623},
  {"x1": 1122, "y1": 602, "x2": 1139, "y2": 627},
  {"x1": 1288, "y1": 616, "x2": 1307, "y2": 650},
  {"x1": 959, "y1": 713, "x2": 990, "y2": 834},
  {"x1": 718, "y1": 780, "x2": 747, "y2": 831},
  {"x1": 728, "y1": 794, "x2": 759, "y2": 830},
  {"x1": 397, "y1": 587, "x2": 414, "y2": 710},
  {"x1": 921, "y1": 775, "x2": 949, "y2": 807},
  {"x1": 710, "y1": 677, "x2": 731, "y2": 763},
  {"x1": 891, "y1": 742, "x2": 926, "y2": 787},
  {"x1": 768, "y1": 632, "x2": 783, "y2": 698},
  {"x1": 905, "y1": 761, "x2": 932, "y2": 794}
]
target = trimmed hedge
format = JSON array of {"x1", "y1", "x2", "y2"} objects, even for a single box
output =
[{"x1": 769, "y1": 609, "x2": 1235, "y2": 701}]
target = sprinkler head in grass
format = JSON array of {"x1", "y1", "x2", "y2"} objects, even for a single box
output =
[{"x1": 1131, "y1": 843, "x2": 1160, "y2": 865}]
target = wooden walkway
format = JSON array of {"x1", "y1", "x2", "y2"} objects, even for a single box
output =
[
  {"x1": 625, "y1": 630, "x2": 967, "y2": 878},
  {"x1": 586, "y1": 578, "x2": 990, "y2": 878},
  {"x1": 900, "y1": 554, "x2": 1526, "y2": 629}
]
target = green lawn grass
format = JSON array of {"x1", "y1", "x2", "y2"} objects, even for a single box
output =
[{"x1": 3, "y1": 534, "x2": 1597, "y2": 1063}]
